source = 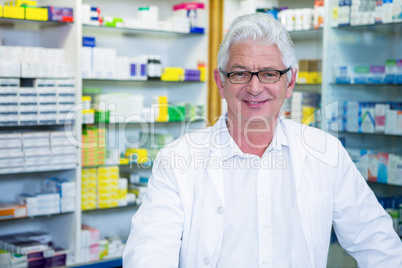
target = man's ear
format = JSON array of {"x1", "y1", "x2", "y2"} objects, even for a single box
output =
[
  {"x1": 214, "y1": 68, "x2": 225, "y2": 99},
  {"x1": 285, "y1": 68, "x2": 297, "y2": 99}
]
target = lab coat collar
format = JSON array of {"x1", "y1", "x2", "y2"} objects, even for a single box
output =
[{"x1": 210, "y1": 114, "x2": 288, "y2": 160}]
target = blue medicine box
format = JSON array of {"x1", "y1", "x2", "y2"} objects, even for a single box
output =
[{"x1": 83, "y1": 37, "x2": 96, "y2": 47}]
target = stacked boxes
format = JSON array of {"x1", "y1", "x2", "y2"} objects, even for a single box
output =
[
  {"x1": 2, "y1": 2, "x2": 73, "y2": 22},
  {"x1": 0, "y1": 248, "x2": 27, "y2": 268},
  {"x1": 50, "y1": 131, "x2": 77, "y2": 170},
  {"x1": 0, "y1": 231, "x2": 70, "y2": 267},
  {"x1": 0, "y1": 79, "x2": 19, "y2": 125},
  {"x1": 350, "y1": 0, "x2": 376, "y2": 26},
  {"x1": 80, "y1": 225, "x2": 100, "y2": 263},
  {"x1": 56, "y1": 79, "x2": 76, "y2": 124},
  {"x1": 117, "y1": 179, "x2": 128, "y2": 206},
  {"x1": 347, "y1": 149, "x2": 402, "y2": 186},
  {"x1": 172, "y1": 2, "x2": 205, "y2": 33},
  {"x1": 0, "y1": 133, "x2": 24, "y2": 174},
  {"x1": 81, "y1": 168, "x2": 97, "y2": 210},
  {"x1": 79, "y1": 226, "x2": 124, "y2": 262},
  {"x1": 17, "y1": 193, "x2": 60, "y2": 216},
  {"x1": 36, "y1": 79, "x2": 57, "y2": 124},
  {"x1": 43, "y1": 177, "x2": 76, "y2": 213},
  {"x1": 0, "y1": 131, "x2": 77, "y2": 174},
  {"x1": 335, "y1": 60, "x2": 402, "y2": 84},
  {"x1": 81, "y1": 5, "x2": 102, "y2": 26},
  {"x1": 97, "y1": 166, "x2": 119, "y2": 209},
  {"x1": 297, "y1": 59, "x2": 322, "y2": 84},
  {"x1": 23, "y1": 132, "x2": 52, "y2": 172},
  {"x1": 82, "y1": 166, "x2": 124, "y2": 210},
  {"x1": 0, "y1": 203, "x2": 27, "y2": 220},
  {"x1": 290, "y1": 92, "x2": 321, "y2": 126},
  {"x1": 333, "y1": 0, "x2": 402, "y2": 26},
  {"x1": 0, "y1": 231, "x2": 51, "y2": 255},
  {"x1": 341, "y1": 101, "x2": 402, "y2": 135},
  {"x1": 82, "y1": 128, "x2": 106, "y2": 167},
  {"x1": 154, "y1": 95, "x2": 168, "y2": 122},
  {"x1": 0, "y1": 78, "x2": 75, "y2": 126},
  {"x1": 0, "y1": 46, "x2": 72, "y2": 78}
]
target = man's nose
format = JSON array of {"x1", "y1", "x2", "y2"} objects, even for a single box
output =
[{"x1": 246, "y1": 73, "x2": 264, "y2": 95}]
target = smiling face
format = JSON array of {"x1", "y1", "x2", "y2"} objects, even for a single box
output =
[{"x1": 214, "y1": 41, "x2": 296, "y2": 128}]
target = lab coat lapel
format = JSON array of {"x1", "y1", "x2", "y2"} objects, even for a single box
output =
[
  {"x1": 205, "y1": 115, "x2": 227, "y2": 207},
  {"x1": 285, "y1": 121, "x2": 316, "y2": 268}
]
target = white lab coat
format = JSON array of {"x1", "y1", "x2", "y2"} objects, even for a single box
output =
[{"x1": 123, "y1": 116, "x2": 402, "y2": 268}]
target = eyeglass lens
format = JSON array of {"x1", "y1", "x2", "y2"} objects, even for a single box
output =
[{"x1": 230, "y1": 70, "x2": 281, "y2": 83}]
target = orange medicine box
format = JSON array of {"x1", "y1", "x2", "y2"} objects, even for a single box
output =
[{"x1": 0, "y1": 203, "x2": 27, "y2": 220}]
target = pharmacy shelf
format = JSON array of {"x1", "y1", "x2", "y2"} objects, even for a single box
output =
[
  {"x1": 0, "y1": 212, "x2": 74, "y2": 222},
  {"x1": 82, "y1": 203, "x2": 138, "y2": 213},
  {"x1": 288, "y1": 28, "x2": 323, "y2": 40},
  {"x1": 82, "y1": 78, "x2": 204, "y2": 83},
  {"x1": 331, "y1": 83, "x2": 402, "y2": 87},
  {"x1": 82, "y1": 24, "x2": 204, "y2": 36},
  {"x1": 0, "y1": 77, "x2": 74, "y2": 79},
  {"x1": 368, "y1": 181, "x2": 402, "y2": 188},
  {"x1": 293, "y1": 84, "x2": 321, "y2": 93},
  {"x1": 335, "y1": 130, "x2": 402, "y2": 138},
  {"x1": 0, "y1": 123, "x2": 74, "y2": 129},
  {"x1": 83, "y1": 120, "x2": 204, "y2": 125},
  {"x1": 83, "y1": 162, "x2": 152, "y2": 169},
  {"x1": 334, "y1": 21, "x2": 402, "y2": 34},
  {"x1": 0, "y1": 167, "x2": 77, "y2": 176},
  {"x1": 0, "y1": 17, "x2": 73, "y2": 27},
  {"x1": 66, "y1": 256, "x2": 122, "y2": 268}
]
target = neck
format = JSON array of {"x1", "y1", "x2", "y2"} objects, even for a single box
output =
[{"x1": 227, "y1": 115, "x2": 277, "y2": 157}]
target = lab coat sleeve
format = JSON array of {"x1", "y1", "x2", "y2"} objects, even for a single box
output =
[
  {"x1": 332, "y1": 142, "x2": 402, "y2": 267},
  {"x1": 123, "y1": 148, "x2": 184, "y2": 268}
]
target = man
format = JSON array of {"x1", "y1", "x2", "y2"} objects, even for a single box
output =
[{"x1": 123, "y1": 13, "x2": 402, "y2": 267}]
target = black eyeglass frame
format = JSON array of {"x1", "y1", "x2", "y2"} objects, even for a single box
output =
[{"x1": 219, "y1": 67, "x2": 291, "y2": 84}]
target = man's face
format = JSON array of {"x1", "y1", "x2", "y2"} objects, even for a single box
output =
[{"x1": 214, "y1": 41, "x2": 296, "y2": 126}]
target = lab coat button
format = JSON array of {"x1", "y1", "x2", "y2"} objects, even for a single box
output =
[
  {"x1": 263, "y1": 259, "x2": 268, "y2": 265},
  {"x1": 217, "y1": 206, "x2": 224, "y2": 214},
  {"x1": 203, "y1": 257, "x2": 210, "y2": 265}
]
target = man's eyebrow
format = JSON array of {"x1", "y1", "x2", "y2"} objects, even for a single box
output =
[
  {"x1": 230, "y1": 65, "x2": 278, "y2": 71},
  {"x1": 230, "y1": 64, "x2": 248, "y2": 70}
]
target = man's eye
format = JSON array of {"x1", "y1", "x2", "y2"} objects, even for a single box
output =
[
  {"x1": 260, "y1": 71, "x2": 278, "y2": 78},
  {"x1": 232, "y1": 72, "x2": 246, "y2": 78}
]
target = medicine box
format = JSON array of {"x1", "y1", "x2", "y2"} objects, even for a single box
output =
[
  {"x1": 3, "y1": 5, "x2": 24, "y2": 19},
  {"x1": 0, "y1": 203, "x2": 27, "y2": 220},
  {"x1": 368, "y1": 65, "x2": 385, "y2": 83},
  {"x1": 353, "y1": 66, "x2": 370, "y2": 83},
  {"x1": 25, "y1": 7, "x2": 48, "y2": 21},
  {"x1": 46, "y1": 6, "x2": 74, "y2": 22}
]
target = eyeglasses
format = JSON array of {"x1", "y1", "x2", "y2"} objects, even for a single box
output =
[{"x1": 219, "y1": 67, "x2": 291, "y2": 84}]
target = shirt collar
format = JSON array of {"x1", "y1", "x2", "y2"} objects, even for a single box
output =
[{"x1": 215, "y1": 114, "x2": 288, "y2": 159}]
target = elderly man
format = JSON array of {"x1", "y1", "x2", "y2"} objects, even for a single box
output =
[{"x1": 123, "y1": 13, "x2": 402, "y2": 267}]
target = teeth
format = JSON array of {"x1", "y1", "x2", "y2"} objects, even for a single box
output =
[{"x1": 249, "y1": 101, "x2": 259, "y2": 104}]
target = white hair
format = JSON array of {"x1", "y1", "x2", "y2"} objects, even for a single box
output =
[{"x1": 217, "y1": 13, "x2": 296, "y2": 83}]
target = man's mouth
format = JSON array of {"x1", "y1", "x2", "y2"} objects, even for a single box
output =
[
  {"x1": 244, "y1": 100, "x2": 267, "y2": 104},
  {"x1": 243, "y1": 100, "x2": 268, "y2": 107}
]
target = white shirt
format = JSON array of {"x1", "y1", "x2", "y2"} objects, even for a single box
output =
[
  {"x1": 123, "y1": 115, "x2": 402, "y2": 268},
  {"x1": 216, "y1": 120, "x2": 310, "y2": 267}
]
